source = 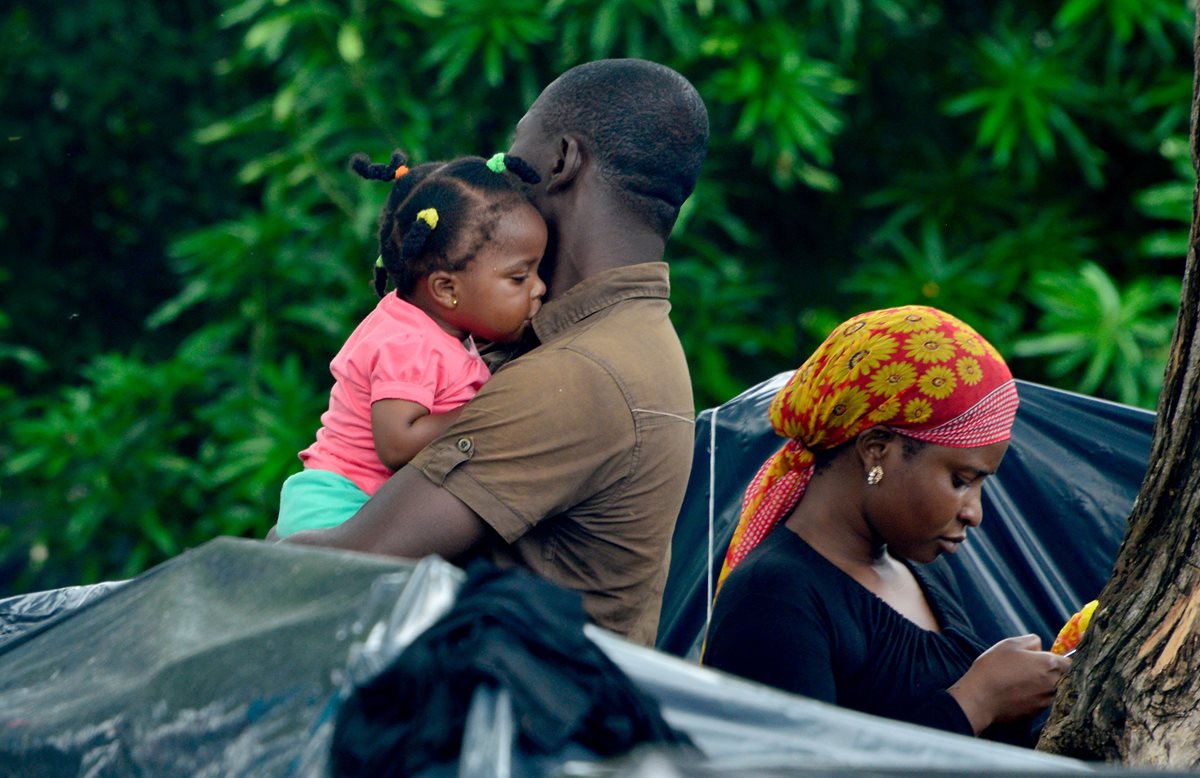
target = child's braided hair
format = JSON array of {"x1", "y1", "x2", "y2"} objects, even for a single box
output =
[{"x1": 350, "y1": 151, "x2": 541, "y2": 298}]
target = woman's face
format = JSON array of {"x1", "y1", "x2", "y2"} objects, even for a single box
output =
[{"x1": 864, "y1": 438, "x2": 1009, "y2": 564}]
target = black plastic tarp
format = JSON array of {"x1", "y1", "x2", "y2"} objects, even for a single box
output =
[{"x1": 657, "y1": 376, "x2": 1155, "y2": 657}]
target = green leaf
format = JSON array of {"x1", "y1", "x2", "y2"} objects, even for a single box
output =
[
  {"x1": 138, "y1": 512, "x2": 180, "y2": 556},
  {"x1": 272, "y1": 85, "x2": 297, "y2": 122},
  {"x1": 591, "y1": 2, "x2": 619, "y2": 55},
  {"x1": 336, "y1": 23, "x2": 364, "y2": 64},
  {"x1": 220, "y1": 0, "x2": 273, "y2": 28},
  {"x1": 1138, "y1": 231, "x2": 1188, "y2": 258},
  {"x1": 1054, "y1": 0, "x2": 1102, "y2": 29},
  {"x1": 2, "y1": 447, "x2": 48, "y2": 477},
  {"x1": 244, "y1": 15, "x2": 292, "y2": 61},
  {"x1": 483, "y1": 38, "x2": 503, "y2": 87},
  {"x1": 194, "y1": 121, "x2": 235, "y2": 145},
  {"x1": 405, "y1": 0, "x2": 446, "y2": 17},
  {"x1": 147, "y1": 279, "x2": 211, "y2": 330},
  {"x1": 1134, "y1": 181, "x2": 1192, "y2": 220}
]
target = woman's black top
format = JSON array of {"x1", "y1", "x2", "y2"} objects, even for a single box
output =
[{"x1": 704, "y1": 527, "x2": 988, "y2": 737}]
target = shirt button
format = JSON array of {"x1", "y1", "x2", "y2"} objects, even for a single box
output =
[{"x1": 456, "y1": 437, "x2": 473, "y2": 453}]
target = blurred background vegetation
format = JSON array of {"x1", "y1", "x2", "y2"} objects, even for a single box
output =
[{"x1": 0, "y1": 0, "x2": 1191, "y2": 594}]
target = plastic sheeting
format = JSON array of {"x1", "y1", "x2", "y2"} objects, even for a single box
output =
[
  {"x1": 656, "y1": 376, "x2": 1155, "y2": 658},
  {"x1": 0, "y1": 539, "x2": 1092, "y2": 776},
  {"x1": 0, "y1": 580, "x2": 129, "y2": 645},
  {"x1": 0, "y1": 539, "x2": 420, "y2": 776}
]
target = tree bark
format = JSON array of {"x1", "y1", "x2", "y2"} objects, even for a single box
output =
[{"x1": 1036, "y1": 8, "x2": 1200, "y2": 766}]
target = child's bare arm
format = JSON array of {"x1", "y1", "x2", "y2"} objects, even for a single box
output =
[{"x1": 371, "y1": 399, "x2": 464, "y2": 470}]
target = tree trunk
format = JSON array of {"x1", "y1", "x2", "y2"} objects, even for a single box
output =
[{"x1": 1036, "y1": 8, "x2": 1200, "y2": 766}]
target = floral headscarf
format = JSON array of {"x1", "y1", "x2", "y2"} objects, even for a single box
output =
[{"x1": 717, "y1": 305, "x2": 1019, "y2": 588}]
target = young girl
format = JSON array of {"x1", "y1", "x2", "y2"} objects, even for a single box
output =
[{"x1": 275, "y1": 151, "x2": 547, "y2": 537}]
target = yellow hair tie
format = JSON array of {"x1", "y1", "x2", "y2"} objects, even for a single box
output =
[{"x1": 416, "y1": 208, "x2": 438, "y2": 229}]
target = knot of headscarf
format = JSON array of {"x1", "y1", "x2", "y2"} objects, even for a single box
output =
[{"x1": 717, "y1": 305, "x2": 1019, "y2": 589}]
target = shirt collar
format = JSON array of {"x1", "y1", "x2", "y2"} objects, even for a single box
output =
[{"x1": 531, "y1": 262, "x2": 671, "y2": 342}]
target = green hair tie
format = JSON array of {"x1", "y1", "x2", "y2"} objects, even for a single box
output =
[
  {"x1": 375, "y1": 255, "x2": 384, "y2": 268},
  {"x1": 486, "y1": 153, "x2": 507, "y2": 174}
]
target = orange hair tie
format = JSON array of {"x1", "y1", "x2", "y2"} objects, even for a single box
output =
[{"x1": 393, "y1": 164, "x2": 410, "y2": 180}]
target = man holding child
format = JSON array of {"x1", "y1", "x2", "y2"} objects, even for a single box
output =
[{"x1": 283, "y1": 59, "x2": 709, "y2": 646}]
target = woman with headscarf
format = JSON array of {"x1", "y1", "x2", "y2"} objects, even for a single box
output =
[{"x1": 702, "y1": 306, "x2": 1070, "y2": 743}]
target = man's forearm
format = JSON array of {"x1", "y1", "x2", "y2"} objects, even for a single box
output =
[{"x1": 281, "y1": 465, "x2": 491, "y2": 561}]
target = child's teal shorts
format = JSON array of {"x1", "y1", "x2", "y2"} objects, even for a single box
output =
[{"x1": 276, "y1": 469, "x2": 369, "y2": 537}]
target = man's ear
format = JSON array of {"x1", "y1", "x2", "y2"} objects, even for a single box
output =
[
  {"x1": 546, "y1": 134, "x2": 583, "y2": 194},
  {"x1": 426, "y1": 271, "x2": 458, "y2": 310}
]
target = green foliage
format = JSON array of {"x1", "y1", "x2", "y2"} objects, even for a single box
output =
[
  {"x1": 1134, "y1": 135, "x2": 1193, "y2": 258},
  {"x1": 0, "y1": 1, "x2": 254, "y2": 393},
  {"x1": 704, "y1": 20, "x2": 854, "y2": 189},
  {"x1": 1013, "y1": 262, "x2": 1181, "y2": 406},
  {"x1": 1055, "y1": 0, "x2": 1181, "y2": 46},
  {"x1": 3, "y1": 345, "x2": 325, "y2": 591},
  {"x1": 0, "y1": 0, "x2": 1192, "y2": 593},
  {"x1": 0, "y1": 269, "x2": 46, "y2": 379},
  {"x1": 943, "y1": 25, "x2": 1104, "y2": 186},
  {"x1": 844, "y1": 221, "x2": 1025, "y2": 343}
]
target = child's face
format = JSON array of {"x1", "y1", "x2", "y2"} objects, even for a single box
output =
[{"x1": 448, "y1": 203, "x2": 548, "y2": 343}]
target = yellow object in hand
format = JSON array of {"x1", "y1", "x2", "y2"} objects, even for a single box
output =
[{"x1": 1051, "y1": 600, "x2": 1098, "y2": 655}]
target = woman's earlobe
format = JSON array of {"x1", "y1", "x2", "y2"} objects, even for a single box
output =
[{"x1": 855, "y1": 426, "x2": 895, "y2": 468}]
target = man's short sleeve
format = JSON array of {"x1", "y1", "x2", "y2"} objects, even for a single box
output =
[{"x1": 411, "y1": 347, "x2": 634, "y2": 541}]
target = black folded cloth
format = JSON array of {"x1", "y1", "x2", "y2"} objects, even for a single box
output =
[{"x1": 331, "y1": 561, "x2": 693, "y2": 777}]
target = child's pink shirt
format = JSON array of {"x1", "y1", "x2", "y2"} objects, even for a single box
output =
[{"x1": 299, "y1": 294, "x2": 491, "y2": 495}]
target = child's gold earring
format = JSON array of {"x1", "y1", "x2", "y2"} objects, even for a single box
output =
[{"x1": 451, "y1": 297, "x2": 458, "y2": 308}]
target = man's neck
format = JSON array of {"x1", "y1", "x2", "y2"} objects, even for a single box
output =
[{"x1": 546, "y1": 215, "x2": 665, "y2": 300}]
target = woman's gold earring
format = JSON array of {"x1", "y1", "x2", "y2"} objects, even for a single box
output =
[
  {"x1": 866, "y1": 465, "x2": 884, "y2": 485},
  {"x1": 451, "y1": 297, "x2": 458, "y2": 308}
]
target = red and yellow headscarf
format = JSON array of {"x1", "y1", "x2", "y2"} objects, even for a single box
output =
[{"x1": 718, "y1": 305, "x2": 1019, "y2": 588}]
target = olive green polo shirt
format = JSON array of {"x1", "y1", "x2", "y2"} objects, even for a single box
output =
[{"x1": 411, "y1": 262, "x2": 694, "y2": 645}]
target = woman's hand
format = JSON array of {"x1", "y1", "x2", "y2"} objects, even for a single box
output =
[{"x1": 948, "y1": 634, "x2": 1071, "y2": 734}]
